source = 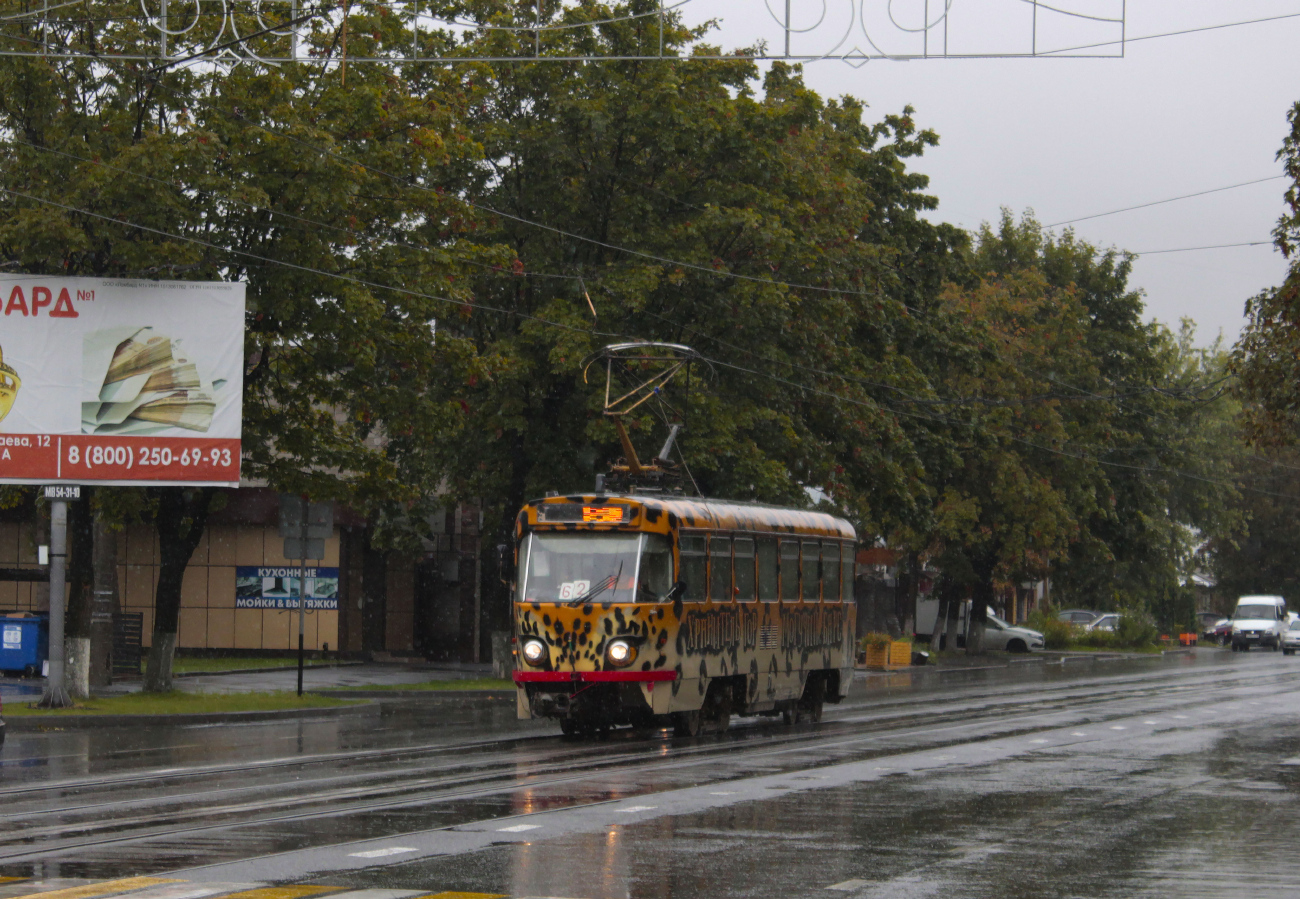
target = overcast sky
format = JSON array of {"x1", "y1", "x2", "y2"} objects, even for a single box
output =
[{"x1": 684, "y1": 0, "x2": 1300, "y2": 345}]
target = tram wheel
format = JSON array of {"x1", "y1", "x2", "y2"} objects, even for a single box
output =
[
  {"x1": 560, "y1": 718, "x2": 580, "y2": 738},
  {"x1": 673, "y1": 709, "x2": 702, "y2": 737},
  {"x1": 701, "y1": 684, "x2": 732, "y2": 734},
  {"x1": 798, "y1": 677, "x2": 825, "y2": 724}
]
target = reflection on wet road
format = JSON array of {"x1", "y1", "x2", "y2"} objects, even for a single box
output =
[{"x1": 4, "y1": 652, "x2": 1300, "y2": 897}]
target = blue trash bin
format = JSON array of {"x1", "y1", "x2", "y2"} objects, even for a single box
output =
[{"x1": 0, "y1": 615, "x2": 49, "y2": 677}]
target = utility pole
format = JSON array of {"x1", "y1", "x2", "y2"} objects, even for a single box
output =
[{"x1": 38, "y1": 485, "x2": 78, "y2": 708}]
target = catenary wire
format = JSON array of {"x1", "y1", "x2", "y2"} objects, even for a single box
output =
[{"x1": 1046, "y1": 175, "x2": 1286, "y2": 228}]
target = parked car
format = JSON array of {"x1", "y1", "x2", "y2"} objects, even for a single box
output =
[
  {"x1": 1205, "y1": 618, "x2": 1233, "y2": 645},
  {"x1": 1057, "y1": 609, "x2": 1101, "y2": 625},
  {"x1": 982, "y1": 612, "x2": 1046, "y2": 653},
  {"x1": 1231, "y1": 595, "x2": 1288, "y2": 651},
  {"x1": 1284, "y1": 619, "x2": 1300, "y2": 656},
  {"x1": 1086, "y1": 613, "x2": 1120, "y2": 632}
]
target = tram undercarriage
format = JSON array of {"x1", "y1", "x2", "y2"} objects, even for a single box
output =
[{"x1": 522, "y1": 670, "x2": 842, "y2": 738}]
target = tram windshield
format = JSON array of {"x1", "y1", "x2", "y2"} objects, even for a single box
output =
[{"x1": 520, "y1": 532, "x2": 674, "y2": 604}]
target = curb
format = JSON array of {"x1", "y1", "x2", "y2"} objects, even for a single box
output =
[
  {"x1": 314, "y1": 689, "x2": 516, "y2": 704},
  {"x1": 174, "y1": 661, "x2": 366, "y2": 679},
  {"x1": 4, "y1": 699, "x2": 381, "y2": 731}
]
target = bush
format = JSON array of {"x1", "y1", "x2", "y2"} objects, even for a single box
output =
[
  {"x1": 860, "y1": 632, "x2": 893, "y2": 650},
  {"x1": 1115, "y1": 610, "x2": 1159, "y2": 648},
  {"x1": 1026, "y1": 609, "x2": 1074, "y2": 650}
]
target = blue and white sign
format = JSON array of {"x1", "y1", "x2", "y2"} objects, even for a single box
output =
[
  {"x1": 234, "y1": 566, "x2": 338, "y2": 610},
  {"x1": 3, "y1": 624, "x2": 21, "y2": 646}
]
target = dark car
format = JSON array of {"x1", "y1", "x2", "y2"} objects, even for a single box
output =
[
  {"x1": 1057, "y1": 609, "x2": 1101, "y2": 625},
  {"x1": 1204, "y1": 618, "x2": 1232, "y2": 645}
]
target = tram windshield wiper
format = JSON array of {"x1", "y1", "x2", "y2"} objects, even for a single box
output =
[{"x1": 569, "y1": 561, "x2": 622, "y2": 605}]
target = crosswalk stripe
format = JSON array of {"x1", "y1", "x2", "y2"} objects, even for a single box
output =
[
  {"x1": 212, "y1": 889, "x2": 342, "y2": 899},
  {"x1": 117, "y1": 884, "x2": 261, "y2": 899},
  {"x1": 9, "y1": 877, "x2": 183, "y2": 899}
]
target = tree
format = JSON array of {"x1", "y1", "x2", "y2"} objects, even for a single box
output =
[
  {"x1": 956, "y1": 214, "x2": 1238, "y2": 633},
  {"x1": 926, "y1": 255, "x2": 1100, "y2": 651},
  {"x1": 0, "y1": 0, "x2": 494, "y2": 686},
  {"x1": 1236, "y1": 101, "x2": 1300, "y2": 446},
  {"x1": 422, "y1": 3, "x2": 970, "y2": 603}
]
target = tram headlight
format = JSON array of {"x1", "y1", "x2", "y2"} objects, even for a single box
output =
[
  {"x1": 606, "y1": 639, "x2": 637, "y2": 668},
  {"x1": 522, "y1": 639, "x2": 547, "y2": 665}
]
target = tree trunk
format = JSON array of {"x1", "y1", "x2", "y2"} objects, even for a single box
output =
[
  {"x1": 930, "y1": 597, "x2": 948, "y2": 651},
  {"x1": 63, "y1": 488, "x2": 96, "y2": 699},
  {"x1": 944, "y1": 596, "x2": 962, "y2": 650},
  {"x1": 65, "y1": 637, "x2": 91, "y2": 699},
  {"x1": 967, "y1": 578, "x2": 994, "y2": 655},
  {"x1": 143, "y1": 487, "x2": 216, "y2": 692},
  {"x1": 89, "y1": 508, "x2": 119, "y2": 688}
]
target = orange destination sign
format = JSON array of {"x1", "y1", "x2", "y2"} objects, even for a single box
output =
[{"x1": 581, "y1": 505, "x2": 627, "y2": 523}]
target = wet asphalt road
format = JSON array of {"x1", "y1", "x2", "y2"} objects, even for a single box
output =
[{"x1": 4, "y1": 651, "x2": 1300, "y2": 898}]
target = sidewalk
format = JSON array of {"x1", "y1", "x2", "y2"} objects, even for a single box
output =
[{"x1": 0, "y1": 661, "x2": 498, "y2": 700}]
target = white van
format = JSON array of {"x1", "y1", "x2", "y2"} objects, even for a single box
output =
[
  {"x1": 1231, "y1": 595, "x2": 1288, "y2": 652},
  {"x1": 915, "y1": 599, "x2": 1045, "y2": 653}
]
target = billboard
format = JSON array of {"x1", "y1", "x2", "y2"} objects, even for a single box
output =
[
  {"x1": 0, "y1": 277, "x2": 244, "y2": 486},
  {"x1": 235, "y1": 566, "x2": 339, "y2": 610}
]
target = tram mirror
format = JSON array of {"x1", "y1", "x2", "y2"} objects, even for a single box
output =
[{"x1": 665, "y1": 580, "x2": 687, "y2": 602}]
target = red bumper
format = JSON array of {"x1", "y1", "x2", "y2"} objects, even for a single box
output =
[{"x1": 513, "y1": 670, "x2": 677, "y2": 684}]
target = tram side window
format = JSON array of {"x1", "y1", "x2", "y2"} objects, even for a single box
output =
[
  {"x1": 801, "y1": 541, "x2": 821, "y2": 601},
  {"x1": 822, "y1": 543, "x2": 840, "y2": 602},
  {"x1": 757, "y1": 538, "x2": 779, "y2": 602},
  {"x1": 841, "y1": 544, "x2": 855, "y2": 602},
  {"x1": 709, "y1": 536, "x2": 733, "y2": 601},
  {"x1": 734, "y1": 537, "x2": 756, "y2": 601},
  {"x1": 779, "y1": 541, "x2": 800, "y2": 601},
  {"x1": 680, "y1": 534, "x2": 707, "y2": 601},
  {"x1": 638, "y1": 534, "x2": 674, "y2": 601}
]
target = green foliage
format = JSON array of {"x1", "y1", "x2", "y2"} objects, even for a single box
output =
[
  {"x1": 1025, "y1": 609, "x2": 1074, "y2": 650},
  {"x1": 859, "y1": 632, "x2": 893, "y2": 650}
]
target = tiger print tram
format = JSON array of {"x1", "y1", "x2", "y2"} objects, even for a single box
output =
[{"x1": 511, "y1": 493, "x2": 857, "y2": 736}]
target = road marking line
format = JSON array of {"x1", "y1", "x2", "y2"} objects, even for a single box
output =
[
  {"x1": 1070, "y1": 732, "x2": 1088, "y2": 736},
  {"x1": 424, "y1": 894, "x2": 508, "y2": 899},
  {"x1": 1173, "y1": 715, "x2": 1188, "y2": 719},
  {"x1": 347, "y1": 848, "x2": 419, "y2": 859},
  {"x1": 615, "y1": 806, "x2": 656, "y2": 812},
  {"x1": 1110, "y1": 726, "x2": 1126, "y2": 730},
  {"x1": 709, "y1": 791, "x2": 736, "y2": 795},
  {"x1": 215, "y1": 887, "x2": 343, "y2": 899},
  {"x1": 496, "y1": 824, "x2": 540, "y2": 833},
  {"x1": 826, "y1": 880, "x2": 870, "y2": 891},
  {"x1": 1143, "y1": 720, "x2": 1158, "y2": 724},
  {"x1": 118, "y1": 884, "x2": 261, "y2": 899},
  {"x1": 0, "y1": 883, "x2": 29, "y2": 887},
  {"x1": 1029, "y1": 739, "x2": 1049, "y2": 744},
  {"x1": 9, "y1": 878, "x2": 184, "y2": 899},
  {"x1": 322, "y1": 892, "x2": 425, "y2": 899}
]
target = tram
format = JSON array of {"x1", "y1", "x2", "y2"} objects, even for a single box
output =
[{"x1": 510, "y1": 492, "x2": 857, "y2": 735}]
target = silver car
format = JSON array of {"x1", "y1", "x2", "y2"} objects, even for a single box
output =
[{"x1": 1283, "y1": 619, "x2": 1300, "y2": 656}]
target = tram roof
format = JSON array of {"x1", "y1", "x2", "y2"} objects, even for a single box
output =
[{"x1": 524, "y1": 492, "x2": 856, "y2": 541}]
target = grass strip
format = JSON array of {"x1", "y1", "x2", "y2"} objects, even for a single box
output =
[
  {"x1": 328, "y1": 677, "x2": 515, "y2": 691},
  {"x1": 4, "y1": 690, "x2": 361, "y2": 716},
  {"x1": 171, "y1": 656, "x2": 335, "y2": 674}
]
